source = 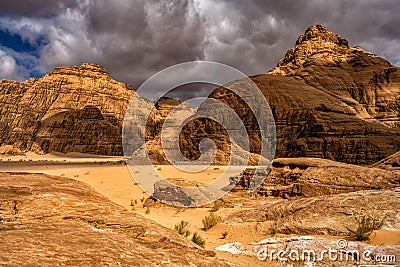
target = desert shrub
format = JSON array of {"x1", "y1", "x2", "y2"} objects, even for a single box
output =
[
  {"x1": 210, "y1": 201, "x2": 223, "y2": 212},
  {"x1": 221, "y1": 231, "x2": 228, "y2": 239},
  {"x1": 355, "y1": 216, "x2": 384, "y2": 241},
  {"x1": 174, "y1": 220, "x2": 191, "y2": 237},
  {"x1": 145, "y1": 206, "x2": 150, "y2": 214},
  {"x1": 202, "y1": 213, "x2": 221, "y2": 231},
  {"x1": 191, "y1": 232, "x2": 205, "y2": 248}
]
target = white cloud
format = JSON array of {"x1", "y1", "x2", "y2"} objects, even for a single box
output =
[
  {"x1": 0, "y1": 48, "x2": 18, "y2": 78},
  {"x1": 0, "y1": 47, "x2": 30, "y2": 81}
]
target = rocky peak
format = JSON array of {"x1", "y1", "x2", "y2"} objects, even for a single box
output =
[
  {"x1": 275, "y1": 24, "x2": 359, "y2": 69},
  {"x1": 46, "y1": 63, "x2": 111, "y2": 80},
  {"x1": 296, "y1": 24, "x2": 349, "y2": 47},
  {"x1": 79, "y1": 63, "x2": 109, "y2": 74}
]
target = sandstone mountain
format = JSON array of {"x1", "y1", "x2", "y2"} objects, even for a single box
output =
[
  {"x1": 0, "y1": 64, "x2": 133, "y2": 155},
  {"x1": 0, "y1": 65, "x2": 192, "y2": 157},
  {"x1": 0, "y1": 172, "x2": 229, "y2": 266},
  {"x1": 181, "y1": 25, "x2": 400, "y2": 165}
]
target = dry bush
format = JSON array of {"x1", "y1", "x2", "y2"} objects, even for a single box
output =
[
  {"x1": 202, "y1": 213, "x2": 221, "y2": 231},
  {"x1": 191, "y1": 232, "x2": 205, "y2": 247},
  {"x1": 174, "y1": 220, "x2": 191, "y2": 237}
]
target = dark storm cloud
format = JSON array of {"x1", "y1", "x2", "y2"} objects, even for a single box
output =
[
  {"x1": 0, "y1": 0, "x2": 79, "y2": 16},
  {"x1": 200, "y1": 0, "x2": 400, "y2": 75},
  {"x1": 82, "y1": 0, "x2": 206, "y2": 85},
  {"x1": 0, "y1": 0, "x2": 399, "y2": 93}
]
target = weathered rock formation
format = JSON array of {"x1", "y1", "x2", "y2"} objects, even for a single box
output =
[
  {"x1": 230, "y1": 158, "x2": 400, "y2": 198},
  {"x1": 373, "y1": 151, "x2": 400, "y2": 171},
  {"x1": 271, "y1": 25, "x2": 400, "y2": 128},
  {"x1": 223, "y1": 187, "x2": 400, "y2": 237},
  {"x1": 0, "y1": 172, "x2": 229, "y2": 266}
]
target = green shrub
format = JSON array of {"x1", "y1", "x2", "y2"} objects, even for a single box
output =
[
  {"x1": 355, "y1": 216, "x2": 384, "y2": 241},
  {"x1": 174, "y1": 220, "x2": 191, "y2": 237},
  {"x1": 202, "y1": 213, "x2": 221, "y2": 231},
  {"x1": 191, "y1": 232, "x2": 205, "y2": 248}
]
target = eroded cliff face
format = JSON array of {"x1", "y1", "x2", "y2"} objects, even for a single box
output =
[{"x1": 180, "y1": 25, "x2": 400, "y2": 165}]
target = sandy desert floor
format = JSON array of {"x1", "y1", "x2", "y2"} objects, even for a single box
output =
[{"x1": 1, "y1": 152, "x2": 399, "y2": 266}]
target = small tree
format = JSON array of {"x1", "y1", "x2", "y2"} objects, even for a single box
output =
[
  {"x1": 202, "y1": 213, "x2": 221, "y2": 231},
  {"x1": 191, "y1": 232, "x2": 205, "y2": 248},
  {"x1": 174, "y1": 220, "x2": 191, "y2": 237}
]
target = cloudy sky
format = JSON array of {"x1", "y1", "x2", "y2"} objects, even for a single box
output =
[{"x1": 0, "y1": 0, "x2": 399, "y2": 89}]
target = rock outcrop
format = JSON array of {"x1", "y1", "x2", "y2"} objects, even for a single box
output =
[
  {"x1": 0, "y1": 172, "x2": 229, "y2": 266},
  {"x1": 230, "y1": 158, "x2": 400, "y2": 198},
  {"x1": 373, "y1": 151, "x2": 400, "y2": 171},
  {"x1": 223, "y1": 187, "x2": 400, "y2": 237}
]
